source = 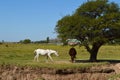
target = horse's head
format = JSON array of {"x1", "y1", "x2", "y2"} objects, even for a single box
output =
[{"x1": 49, "y1": 49, "x2": 59, "y2": 56}]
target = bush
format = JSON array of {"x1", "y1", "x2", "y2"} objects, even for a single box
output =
[{"x1": 20, "y1": 39, "x2": 31, "y2": 44}]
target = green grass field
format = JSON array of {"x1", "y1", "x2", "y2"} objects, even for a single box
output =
[{"x1": 0, "y1": 43, "x2": 120, "y2": 69}]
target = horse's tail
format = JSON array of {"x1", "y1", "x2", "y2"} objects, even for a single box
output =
[{"x1": 69, "y1": 47, "x2": 77, "y2": 58}]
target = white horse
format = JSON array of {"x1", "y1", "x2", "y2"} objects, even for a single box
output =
[{"x1": 34, "y1": 49, "x2": 58, "y2": 62}]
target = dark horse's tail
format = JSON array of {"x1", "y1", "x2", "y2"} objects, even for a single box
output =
[
  {"x1": 69, "y1": 47, "x2": 77, "y2": 58},
  {"x1": 69, "y1": 47, "x2": 77, "y2": 62}
]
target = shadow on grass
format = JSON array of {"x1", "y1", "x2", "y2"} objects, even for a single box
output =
[{"x1": 75, "y1": 59, "x2": 120, "y2": 64}]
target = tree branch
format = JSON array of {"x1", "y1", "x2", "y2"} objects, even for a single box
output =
[{"x1": 84, "y1": 43, "x2": 91, "y2": 53}]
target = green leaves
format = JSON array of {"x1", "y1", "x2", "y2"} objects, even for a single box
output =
[{"x1": 56, "y1": 0, "x2": 120, "y2": 44}]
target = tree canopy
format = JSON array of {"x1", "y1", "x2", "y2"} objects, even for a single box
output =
[{"x1": 55, "y1": 0, "x2": 120, "y2": 61}]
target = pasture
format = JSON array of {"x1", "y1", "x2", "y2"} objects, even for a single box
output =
[{"x1": 0, "y1": 43, "x2": 120, "y2": 69}]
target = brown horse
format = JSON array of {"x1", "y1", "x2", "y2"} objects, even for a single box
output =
[{"x1": 69, "y1": 47, "x2": 77, "y2": 63}]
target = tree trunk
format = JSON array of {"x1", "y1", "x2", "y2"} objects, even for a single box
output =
[
  {"x1": 89, "y1": 42, "x2": 103, "y2": 62},
  {"x1": 85, "y1": 41, "x2": 104, "y2": 62},
  {"x1": 89, "y1": 49, "x2": 98, "y2": 62}
]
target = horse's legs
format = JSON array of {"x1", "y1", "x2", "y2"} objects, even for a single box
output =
[
  {"x1": 34, "y1": 55, "x2": 37, "y2": 61},
  {"x1": 48, "y1": 55, "x2": 53, "y2": 62},
  {"x1": 71, "y1": 56, "x2": 74, "y2": 63},
  {"x1": 46, "y1": 55, "x2": 48, "y2": 62},
  {"x1": 71, "y1": 56, "x2": 75, "y2": 63},
  {"x1": 37, "y1": 55, "x2": 39, "y2": 62},
  {"x1": 34, "y1": 54, "x2": 39, "y2": 62}
]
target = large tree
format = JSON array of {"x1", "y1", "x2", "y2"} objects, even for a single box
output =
[{"x1": 55, "y1": 0, "x2": 120, "y2": 62}]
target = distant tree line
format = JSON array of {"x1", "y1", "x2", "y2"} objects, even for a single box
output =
[
  {"x1": 18, "y1": 37, "x2": 60, "y2": 44},
  {"x1": 33, "y1": 37, "x2": 50, "y2": 44}
]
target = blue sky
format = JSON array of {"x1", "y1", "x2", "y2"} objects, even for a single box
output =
[{"x1": 0, "y1": 0, "x2": 120, "y2": 42}]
